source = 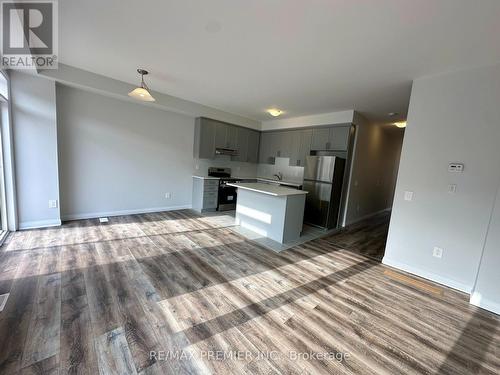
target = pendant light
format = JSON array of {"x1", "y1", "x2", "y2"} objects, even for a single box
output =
[{"x1": 128, "y1": 68, "x2": 155, "y2": 102}]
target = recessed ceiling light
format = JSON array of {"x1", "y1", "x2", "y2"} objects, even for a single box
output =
[
  {"x1": 394, "y1": 121, "x2": 407, "y2": 128},
  {"x1": 388, "y1": 112, "x2": 398, "y2": 117},
  {"x1": 267, "y1": 108, "x2": 282, "y2": 117}
]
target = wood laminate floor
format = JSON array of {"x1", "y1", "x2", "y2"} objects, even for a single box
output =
[
  {"x1": 0, "y1": 210, "x2": 498, "y2": 374},
  {"x1": 322, "y1": 212, "x2": 390, "y2": 261}
]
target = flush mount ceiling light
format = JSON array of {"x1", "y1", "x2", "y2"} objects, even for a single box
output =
[
  {"x1": 267, "y1": 108, "x2": 282, "y2": 117},
  {"x1": 394, "y1": 121, "x2": 407, "y2": 128},
  {"x1": 388, "y1": 112, "x2": 399, "y2": 117},
  {"x1": 128, "y1": 68, "x2": 155, "y2": 102}
]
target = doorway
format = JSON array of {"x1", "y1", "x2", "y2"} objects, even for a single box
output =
[{"x1": 323, "y1": 123, "x2": 406, "y2": 262}]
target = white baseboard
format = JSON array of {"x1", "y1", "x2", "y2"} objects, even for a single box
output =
[
  {"x1": 61, "y1": 204, "x2": 193, "y2": 221},
  {"x1": 382, "y1": 257, "x2": 472, "y2": 294},
  {"x1": 19, "y1": 219, "x2": 62, "y2": 230},
  {"x1": 470, "y1": 291, "x2": 500, "y2": 316},
  {"x1": 343, "y1": 207, "x2": 391, "y2": 227}
]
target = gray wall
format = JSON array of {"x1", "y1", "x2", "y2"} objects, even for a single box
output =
[
  {"x1": 344, "y1": 122, "x2": 404, "y2": 225},
  {"x1": 471, "y1": 184, "x2": 500, "y2": 314},
  {"x1": 56, "y1": 84, "x2": 195, "y2": 220},
  {"x1": 384, "y1": 63, "x2": 500, "y2": 295},
  {"x1": 10, "y1": 71, "x2": 61, "y2": 229}
]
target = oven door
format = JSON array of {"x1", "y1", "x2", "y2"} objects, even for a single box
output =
[{"x1": 218, "y1": 184, "x2": 237, "y2": 211}]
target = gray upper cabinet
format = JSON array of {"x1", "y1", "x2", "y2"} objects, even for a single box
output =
[
  {"x1": 232, "y1": 127, "x2": 248, "y2": 162},
  {"x1": 329, "y1": 126, "x2": 350, "y2": 150},
  {"x1": 246, "y1": 130, "x2": 260, "y2": 163},
  {"x1": 258, "y1": 132, "x2": 274, "y2": 164},
  {"x1": 276, "y1": 131, "x2": 293, "y2": 158},
  {"x1": 194, "y1": 117, "x2": 260, "y2": 161},
  {"x1": 260, "y1": 129, "x2": 313, "y2": 166},
  {"x1": 214, "y1": 122, "x2": 228, "y2": 149},
  {"x1": 296, "y1": 129, "x2": 313, "y2": 167},
  {"x1": 287, "y1": 129, "x2": 312, "y2": 167},
  {"x1": 196, "y1": 117, "x2": 350, "y2": 163},
  {"x1": 311, "y1": 127, "x2": 330, "y2": 150},
  {"x1": 227, "y1": 126, "x2": 238, "y2": 149},
  {"x1": 311, "y1": 125, "x2": 350, "y2": 151},
  {"x1": 194, "y1": 118, "x2": 216, "y2": 159},
  {"x1": 259, "y1": 132, "x2": 284, "y2": 164}
]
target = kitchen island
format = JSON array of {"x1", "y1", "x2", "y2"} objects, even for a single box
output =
[{"x1": 227, "y1": 182, "x2": 308, "y2": 244}]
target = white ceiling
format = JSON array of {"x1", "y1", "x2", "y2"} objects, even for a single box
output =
[{"x1": 59, "y1": 0, "x2": 500, "y2": 122}]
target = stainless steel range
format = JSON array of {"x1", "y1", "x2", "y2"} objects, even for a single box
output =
[{"x1": 208, "y1": 167, "x2": 242, "y2": 211}]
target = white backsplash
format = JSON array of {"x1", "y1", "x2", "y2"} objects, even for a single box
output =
[
  {"x1": 194, "y1": 156, "x2": 258, "y2": 178},
  {"x1": 193, "y1": 156, "x2": 304, "y2": 182},
  {"x1": 257, "y1": 157, "x2": 304, "y2": 183}
]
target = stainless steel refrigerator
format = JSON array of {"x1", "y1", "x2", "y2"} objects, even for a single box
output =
[{"x1": 303, "y1": 155, "x2": 346, "y2": 229}]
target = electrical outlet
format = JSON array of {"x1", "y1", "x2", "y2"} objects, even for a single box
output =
[
  {"x1": 433, "y1": 247, "x2": 443, "y2": 258},
  {"x1": 448, "y1": 163, "x2": 464, "y2": 173},
  {"x1": 165, "y1": 192, "x2": 172, "y2": 199},
  {"x1": 404, "y1": 191, "x2": 414, "y2": 201},
  {"x1": 48, "y1": 200, "x2": 58, "y2": 209},
  {"x1": 448, "y1": 184, "x2": 457, "y2": 194}
]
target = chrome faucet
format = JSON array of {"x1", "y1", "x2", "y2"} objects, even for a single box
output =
[{"x1": 273, "y1": 172, "x2": 283, "y2": 181}]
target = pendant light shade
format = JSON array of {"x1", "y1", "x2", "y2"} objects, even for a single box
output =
[{"x1": 128, "y1": 69, "x2": 155, "y2": 102}]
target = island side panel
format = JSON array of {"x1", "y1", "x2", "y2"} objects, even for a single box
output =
[
  {"x1": 234, "y1": 189, "x2": 287, "y2": 243},
  {"x1": 283, "y1": 194, "x2": 306, "y2": 243}
]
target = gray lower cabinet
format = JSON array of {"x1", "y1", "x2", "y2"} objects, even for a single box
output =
[{"x1": 192, "y1": 178, "x2": 218, "y2": 212}]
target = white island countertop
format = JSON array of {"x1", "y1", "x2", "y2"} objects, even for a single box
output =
[
  {"x1": 192, "y1": 175, "x2": 220, "y2": 180},
  {"x1": 227, "y1": 182, "x2": 308, "y2": 197}
]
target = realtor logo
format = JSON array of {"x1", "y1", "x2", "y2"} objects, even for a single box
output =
[{"x1": 1, "y1": 0, "x2": 58, "y2": 69}]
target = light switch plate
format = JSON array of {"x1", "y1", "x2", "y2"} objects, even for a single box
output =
[
  {"x1": 48, "y1": 200, "x2": 58, "y2": 208},
  {"x1": 404, "y1": 191, "x2": 414, "y2": 201},
  {"x1": 448, "y1": 184, "x2": 457, "y2": 193}
]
